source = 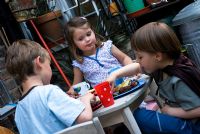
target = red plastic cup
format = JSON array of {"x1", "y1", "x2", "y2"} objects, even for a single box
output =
[{"x1": 94, "y1": 81, "x2": 114, "y2": 107}]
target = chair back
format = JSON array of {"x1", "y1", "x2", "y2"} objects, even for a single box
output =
[
  {"x1": 55, "y1": 117, "x2": 105, "y2": 134},
  {"x1": 0, "y1": 126, "x2": 14, "y2": 134}
]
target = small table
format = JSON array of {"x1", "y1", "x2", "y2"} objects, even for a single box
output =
[{"x1": 93, "y1": 75, "x2": 151, "y2": 134}]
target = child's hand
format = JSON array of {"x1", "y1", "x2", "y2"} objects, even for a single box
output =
[
  {"x1": 132, "y1": 73, "x2": 142, "y2": 80},
  {"x1": 67, "y1": 87, "x2": 76, "y2": 95},
  {"x1": 106, "y1": 73, "x2": 117, "y2": 90},
  {"x1": 161, "y1": 104, "x2": 171, "y2": 114},
  {"x1": 67, "y1": 88, "x2": 80, "y2": 98},
  {"x1": 81, "y1": 92, "x2": 95, "y2": 102}
]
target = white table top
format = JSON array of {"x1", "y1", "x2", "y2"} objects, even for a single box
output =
[{"x1": 93, "y1": 74, "x2": 151, "y2": 117}]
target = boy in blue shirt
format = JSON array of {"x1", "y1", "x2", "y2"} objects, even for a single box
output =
[{"x1": 5, "y1": 39, "x2": 95, "y2": 134}]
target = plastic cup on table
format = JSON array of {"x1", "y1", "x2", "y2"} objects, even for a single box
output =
[
  {"x1": 73, "y1": 82, "x2": 90, "y2": 96},
  {"x1": 94, "y1": 81, "x2": 114, "y2": 107}
]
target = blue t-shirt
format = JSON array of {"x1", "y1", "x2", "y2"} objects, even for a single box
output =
[{"x1": 15, "y1": 85, "x2": 85, "y2": 134}]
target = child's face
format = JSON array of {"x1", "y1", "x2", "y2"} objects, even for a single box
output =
[
  {"x1": 135, "y1": 51, "x2": 160, "y2": 73},
  {"x1": 73, "y1": 24, "x2": 96, "y2": 55},
  {"x1": 40, "y1": 57, "x2": 52, "y2": 85}
]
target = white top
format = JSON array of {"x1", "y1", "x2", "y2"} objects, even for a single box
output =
[{"x1": 72, "y1": 40, "x2": 122, "y2": 87}]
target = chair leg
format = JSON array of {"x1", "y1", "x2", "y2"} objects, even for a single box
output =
[
  {"x1": 122, "y1": 107, "x2": 141, "y2": 134},
  {"x1": 93, "y1": 117, "x2": 105, "y2": 134}
]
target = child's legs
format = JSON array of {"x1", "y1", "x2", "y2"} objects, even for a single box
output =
[{"x1": 133, "y1": 108, "x2": 195, "y2": 134}]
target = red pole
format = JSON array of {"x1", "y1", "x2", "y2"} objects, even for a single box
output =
[{"x1": 30, "y1": 20, "x2": 71, "y2": 87}]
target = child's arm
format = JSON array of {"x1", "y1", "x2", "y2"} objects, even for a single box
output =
[
  {"x1": 161, "y1": 104, "x2": 200, "y2": 119},
  {"x1": 111, "y1": 45, "x2": 133, "y2": 65},
  {"x1": 76, "y1": 93, "x2": 95, "y2": 123},
  {"x1": 106, "y1": 63, "x2": 141, "y2": 87},
  {"x1": 67, "y1": 67, "x2": 83, "y2": 94}
]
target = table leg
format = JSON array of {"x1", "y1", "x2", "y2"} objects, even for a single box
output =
[{"x1": 122, "y1": 107, "x2": 141, "y2": 134}]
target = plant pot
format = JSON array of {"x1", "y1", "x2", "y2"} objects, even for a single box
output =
[{"x1": 34, "y1": 10, "x2": 64, "y2": 48}]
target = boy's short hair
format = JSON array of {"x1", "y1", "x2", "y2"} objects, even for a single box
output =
[
  {"x1": 5, "y1": 39, "x2": 50, "y2": 82},
  {"x1": 131, "y1": 22, "x2": 181, "y2": 59}
]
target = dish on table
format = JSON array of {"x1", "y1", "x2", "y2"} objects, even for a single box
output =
[
  {"x1": 91, "y1": 96, "x2": 102, "y2": 111},
  {"x1": 113, "y1": 79, "x2": 138, "y2": 93},
  {"x1": 74, "y1": 92, "x2": 102, "y2": 111},
  {"x1": 88, "y1": 78, "x2": 145, "y2": 100},
  {"x1": 113, "y1": 79, "x2": 145, "y2": 99},
  {"x1": 91, "y1": 102, "x2": 102, "y2": 111}
]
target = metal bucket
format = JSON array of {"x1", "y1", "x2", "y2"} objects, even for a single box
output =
[
  {"x1": 179, "y1": 19, "x2": 200, "y2": 67},
  {"x1": 173, "y1": 0, "x2": 200, "y2": 67}
]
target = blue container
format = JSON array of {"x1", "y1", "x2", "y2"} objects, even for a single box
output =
[{"x1": 123, "y1": 0, "x2": 145, "y2": 14}]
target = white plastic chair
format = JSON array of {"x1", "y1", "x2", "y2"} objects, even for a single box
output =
[{"x1": 55, "y1": 117, "x2": 105, "y2": 134}]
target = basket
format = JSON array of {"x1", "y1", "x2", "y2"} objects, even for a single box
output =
[{"x1": 8, "y1": 0, "x2": 37, "y2": 22}]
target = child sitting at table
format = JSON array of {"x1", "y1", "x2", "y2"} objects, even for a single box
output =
[
  {"x1": 5, "y1": 39, "x2": 95, "y2": 134},
  {"x1": 64, "y1": 17, "x2": 133, "y2": 94},
  {"x1": 107, "y1": 22, "x2": 200, "y2": 133}
]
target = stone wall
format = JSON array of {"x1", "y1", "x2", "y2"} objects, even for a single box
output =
[{"x1": 0, "y1": 38, "x2": 22, "y2": 107}]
